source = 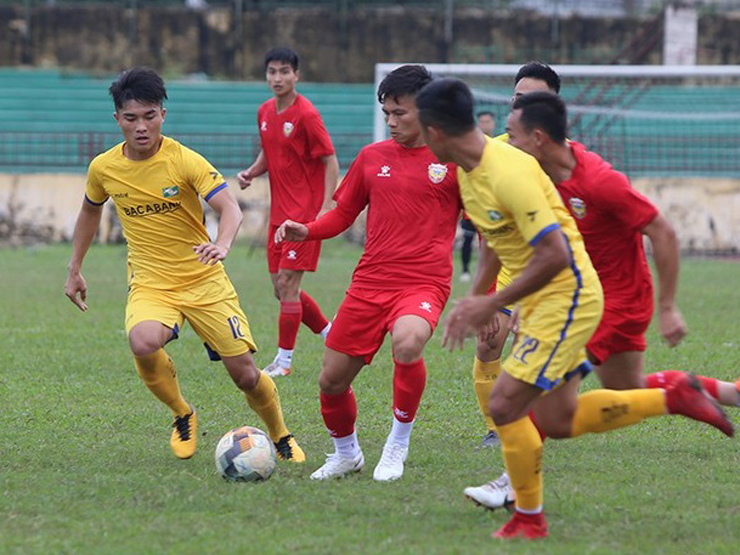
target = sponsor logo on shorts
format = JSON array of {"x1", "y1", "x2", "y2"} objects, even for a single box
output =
[
  {"x1": 419, "y1": 301, "x2": 432, "y2": 313},
  {"x1": 428, "y1": 163, "x2": 448, "y2": 184},
  {"x1": 569, "y1": 197, "x2": 587, "y2": 219},
  {"x1": 287, "y1": 250, "x2": 297, "y2": 260},
  {"x1": 377, "y1": 165, "x2": 391, "y2": 178},
  {"x1": 122, "y1": 201, "x2": 181, "y2": 218}
]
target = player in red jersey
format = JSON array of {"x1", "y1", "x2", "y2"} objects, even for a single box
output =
[
  {"x1": 238, "y1": 47, "x2": 339, "y2": 378},
  {"x1": 275, "y1": 65, "x2": 462, "y2": 481}
]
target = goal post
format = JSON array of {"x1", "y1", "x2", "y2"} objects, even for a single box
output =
[{"x1": 373, "y1": 63, "x2": 740, "y2": 179}]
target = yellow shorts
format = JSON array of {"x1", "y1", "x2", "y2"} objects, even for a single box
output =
[
  {"x1": 503, "y1": 275, "x2": 603, "y2": 391},
  {"x1": 125, "y1": 273, "x2": 257, "y2": 359}
]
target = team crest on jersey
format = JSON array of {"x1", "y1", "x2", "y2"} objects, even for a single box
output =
[
  {"x1": 283, "y1": 122, "x2": 294, "y2": 137},
  {"x1": 569, "y1": 197, "x2": 587, "y2": 219},
  {"x1": 427, "y1": 163, "x2": 448, "y2": 184},
  {"x1": 488, "y1": 210, "x2": 503, "y2": 221},
  {"x1": 162, "y1": 186, "x2": 179, "y2": 198}
]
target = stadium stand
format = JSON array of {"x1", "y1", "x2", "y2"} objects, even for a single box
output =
[{"x1": 0, "y1": 68, "x2": 374, "y2": 174}]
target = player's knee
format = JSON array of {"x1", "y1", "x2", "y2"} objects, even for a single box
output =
[
  {"x1": 488, "y1": 397, "x2": 514, "y2": 425},
  {"x1": 392, "y1": 335, "x2": 424, "y2": 364},
  {"x1": 318, "y1": 370, "x2": 349, "y2": 396},
  {"x1": 128, "y1": 334, "x2": 162, "y2": 357},
  {"x1": 275, "y1": 273, "x2": 299, "y2": 300},
  {"x1": 232, "y1": 363, "x2": 261, "y2": 391}
]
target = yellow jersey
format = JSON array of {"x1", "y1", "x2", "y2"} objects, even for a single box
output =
[
  {"x1": 457, "y1": 136, "x2": 598, "y2": 302},
  {"x1": 86, "y1": 136, "x2": 229, "y2": 290}
]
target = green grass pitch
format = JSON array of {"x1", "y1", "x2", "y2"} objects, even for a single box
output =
[{"x1": 1, "y1": 240, "x2": 739, "y2": 554}]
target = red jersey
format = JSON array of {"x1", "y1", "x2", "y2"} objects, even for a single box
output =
[
  {"x1": 556, "y1": 141, "x2": 658, "y2": 315},
  {"x1": 332, "y1": 140, "x2": 462, "y2": 292},
  {"x1": 257, "y1": 94, "x2": 335, "y2": 225}
]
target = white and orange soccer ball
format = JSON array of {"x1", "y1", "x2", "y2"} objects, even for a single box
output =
[{"x1": 214, "y1": 426, "x2": 277, "y2": 482}]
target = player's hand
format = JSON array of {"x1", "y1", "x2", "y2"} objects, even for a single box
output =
[
  {"x1": 65, "y1": 271, "x2": 89, "y2": 312},
  {"x1": 443, "y1": 295, "x2": 497, "y2": 351},
  {"x1": 658, "y1": 305, "x2": 687, "y2": 347},
  {"x1": 193, "y1": 242, "x2": 228, "y2": 265},
  {"x1": 508, "y1": 306, "x2": 521, "y2": 334},
  {"x1": 477, "y1": 313, "x2": 501, "y2": 344},
  {"x1": 274, "y1": 220, "x2": 308, "y2": 244},
  {"x1": 237, "y1": 168, "x2": 255, "y2": 190}
]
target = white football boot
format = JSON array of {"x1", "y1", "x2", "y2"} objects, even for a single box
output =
[
  {"x1": 310, "y1": 450, "x2": 365, "y2": 480},
  {"x1": 373, "y1": 443, "x2": 409, "y2": 482},
  {"x1": 463, "y1": 472, "x2": 515, "y2": 511}
]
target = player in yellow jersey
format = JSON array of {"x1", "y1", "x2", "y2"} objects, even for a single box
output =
[
  {"x1": 416, "y1": 77, "x2": 732, "y2": 540},
  {"x1": 64, "y1": 67, "x2": 305, "y2": 463},
  {"x1": 466, "y1": 62, "x2": 562, "y2": 453}
]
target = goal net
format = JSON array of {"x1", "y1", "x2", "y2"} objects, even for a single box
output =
[{"x1": 373, "y1": 63, "x2": 740, "y2": 179}]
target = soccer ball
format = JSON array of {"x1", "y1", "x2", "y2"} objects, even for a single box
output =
[{"x1": 214, "y1": 426, "x2": 277, "y2": 482}]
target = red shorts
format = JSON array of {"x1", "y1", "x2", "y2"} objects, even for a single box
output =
[
  {"x1": 587, "y1": 307, "x2": 650, "y2": 365},
  {"x1": 326, "y1": 286, "x2": 450, "y2": 364},
  {"x1": 267, "y1": 224, "x2": 322, "y2": 274}
]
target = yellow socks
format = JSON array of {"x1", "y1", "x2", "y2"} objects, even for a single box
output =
[
  {"x1": 498, "y1": 416, "x2": 544, "y2": 512},
  {"x1": 570, "y1": 389, "x2": 666, "y2": 437},
  {"x1": 134, "y1": 349, "x2": 191, "y2": 416},
  {"x1": 245, "y1": 371, "x2": 290, "y2": 443},
  {"x1": 473, "y1": 358, "x2": 500, "y2": 432}
]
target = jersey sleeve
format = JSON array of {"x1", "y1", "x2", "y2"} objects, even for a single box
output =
[
  {"x1": 331, "y1": 149, "x2": 369, "y2": 220},
  {"x1": 304, "y1": 110, "x2": 335, "y2": 159},
  {"x1": 181, "y1": 146, "x2": 228, "y2": 201},
  {"x1": 500, "y1": 167, "x2": 561, "y2": 245},
  {"x1": 85, "y1": 157, "x2": 109, "y2": 205},
  {"x1": 591, "y1": 170, "x2": 658, "y2": 232}
]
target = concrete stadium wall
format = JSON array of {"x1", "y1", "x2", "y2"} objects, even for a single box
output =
[
  {"x1": 1, "y1": 173, "x2": 738, "y2": 252},
  {"x1": 1, "y1": 6, "x2": 740, "y2": 82}
]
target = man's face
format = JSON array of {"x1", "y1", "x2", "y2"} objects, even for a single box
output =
[
  {"x1": 266, "y1": 61, "x2": 299, "y2": 98},
  {"x1": 506, "y1": 109, "x2": 539, "y2": 160},
  {"x1": 114, "y1": 99, "x2": 165, "y2": 160},
  {"x1": 477, "y1": 113, "x2": 495, "y2": 136},
  {"x1": 512, "y1": 77, "x2": 552, "y2": 103},
  {"x1": 420, "y1": 124, "x2": 449, "y2": 163},
  {"x1": 382, "y1": 94, "x2": 422, "y2": 147}
]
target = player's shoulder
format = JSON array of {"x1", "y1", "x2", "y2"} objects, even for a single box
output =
[
  {"x1": 571, "y1": 141, "x2": 628, "y2": 187},
  {"x1": 88, "y1": 141, "x2": 124, "y2": 172}
]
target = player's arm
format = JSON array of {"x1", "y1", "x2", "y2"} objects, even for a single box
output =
[
  {"x1": 320, "y1": 153, "x2": 340, "y2": 213},
  {"x1": 275, "y1": 202, "x2": 358, "y2": 244},
  {"x1": 469, "y1": 239, "x2": 501, "y2": 295},
  {"x1": 642, "y1": 213, "x2": 687, "y2": 346},
  {"x1": 237, "y1": 149, "x2": 267, "y2": 190},
  {"x1": 65, "y1": 199, "x2": 104, "y2": 311},
  {"x1": 444, "y1": 227, "x2": 569, "y2": 350},
  {"x1": 194, "y1": 187, "x2": 243, "y2": 265}
]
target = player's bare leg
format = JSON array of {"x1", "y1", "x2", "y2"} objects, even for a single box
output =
[
  {"x1": 222, "y1": 352, "x2": 305, "y2": 462},
  {"x1": 372, "y1": 315, "x2": 432, "y2": 481},
  {"x1": 311, "y1": 348, "x2": 366, "y2": 479},
  {"x1": 593, "y1": 350, "x2": 646, "y2": 390},
  {"x1": 129, "y1": 320, "x2": 195, "y2": 458}
]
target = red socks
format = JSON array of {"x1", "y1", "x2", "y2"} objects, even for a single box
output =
[
  {"x1": 278, "y1": 301, "x2": 302, "y2": 350},
  {"x1": 646, "y1": 370, "x2": 719, "y2": 400},
  {"x1": 320, "y1": 388, "x2": 358, "y2": 438},
  {"x1": 393, "y1": 359, "x2": 427, "y2": 423},
  {"x1": 300, "y1": 291, "x2": 329, "y2": 334}
]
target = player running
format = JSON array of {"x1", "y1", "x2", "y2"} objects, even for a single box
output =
[
  {"x1": 416, "y1": 77, "x2": 733, "y2": 540},
  {"x1": 275, "y1": 65, "x2": 462, "y2": 482},
  {"x1": 465, "y1": 88, "x2": 740, "y2": 511},
  {"x1": 238, "y1": 47, "x2": 338, "y2": 378},
  {"x1": 65, "y1": 67, "x2": 305, "y2": 463}
]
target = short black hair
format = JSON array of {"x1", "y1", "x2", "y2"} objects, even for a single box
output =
[
  {"x1": 515, "y1": 61, "x2": 561, "y2": 94},
  {"x1": 477, "y1": 110, "x2": 495, "y2": 119},
  {"x1": 109, "y1": 67, "x2": 167, "y2": 110},
  {"x1": 512, "y1": 91, "x2": 567, "y2": 144},
  {"x1": 264, "y1": 47, "x2": 299, "y2": 71},
  {"x1": 377, "y1": 65, "x2": 433, "y2": 104},
  {"x1": 416, "y1": 77, "x2": 476, "y2": 136}
]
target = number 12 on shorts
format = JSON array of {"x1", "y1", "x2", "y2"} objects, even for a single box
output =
[
  {"x1": 512, "y1": 334, "x2": 540, "y2": 364},
  {"x1": 227, "y1": 316, "x2": 245, "y2": 339}
]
